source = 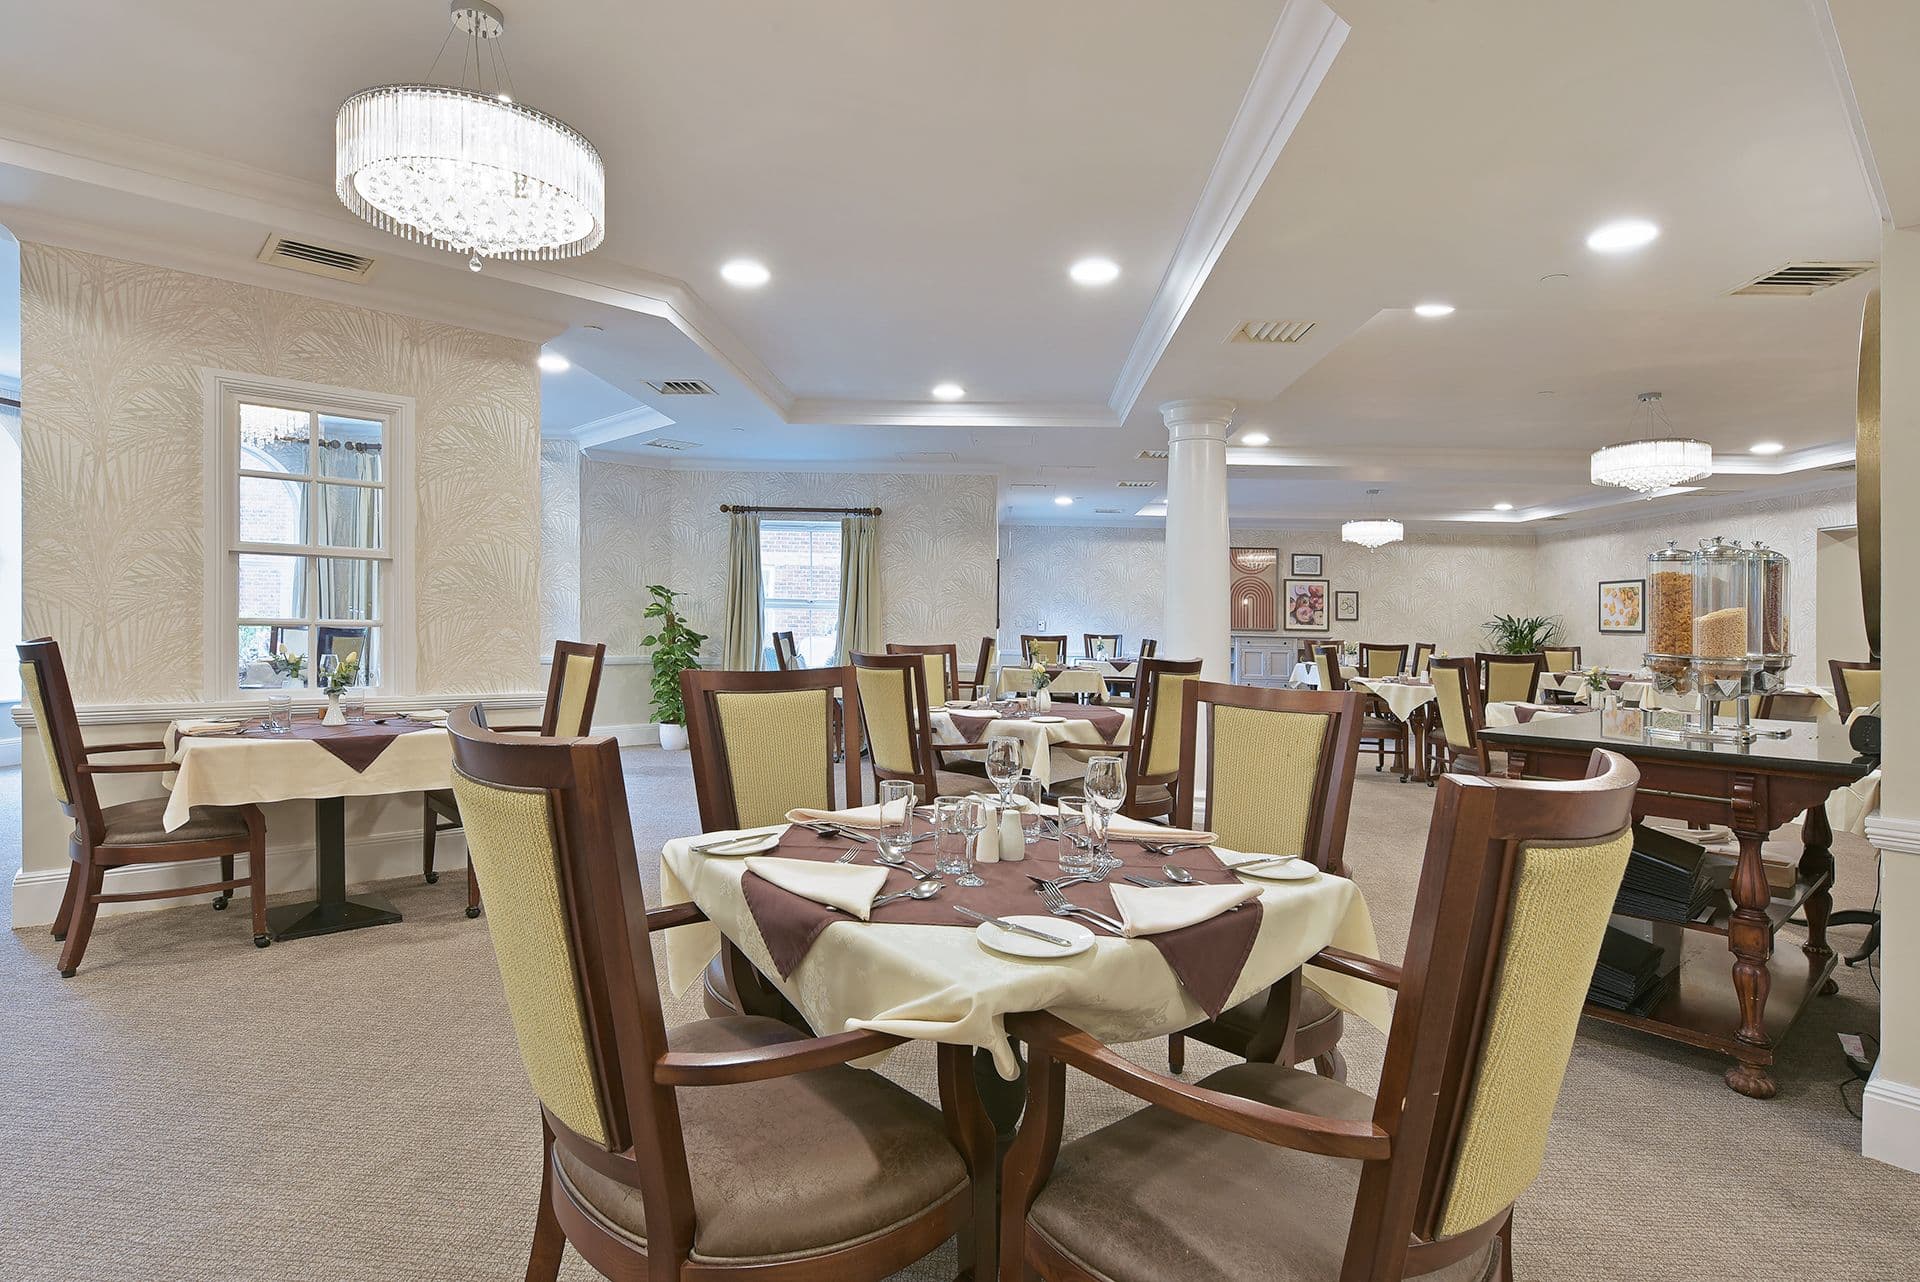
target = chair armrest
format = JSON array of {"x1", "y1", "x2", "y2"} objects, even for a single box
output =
[
  {"x1": 654, "y1": 1027, "x2": 905, "y2": 1086},
  {"x1": 645, "y1": 902, "x2": 707, "y2": 933},
  {"x1": 1007, "y1": 1011, "x2": 1389, "y2": 1160},
  {"x1": 1309, "y1": 947, "x2": 1402, "y2": 991},
  {"x1": 85, "y1": 741, "x2": 168, "y2": 755},
  {"x1": 78, "y1": 760, "x2": 175, "y2": 775}
]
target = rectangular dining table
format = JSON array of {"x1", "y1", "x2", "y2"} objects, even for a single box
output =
[{"x1": 164, "y1": 713, "x2": 452, "y2": 940}]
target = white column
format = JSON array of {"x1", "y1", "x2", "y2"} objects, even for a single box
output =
[{"x1": 1160, "y1": 399, "x2": 1235, "y2": 681}]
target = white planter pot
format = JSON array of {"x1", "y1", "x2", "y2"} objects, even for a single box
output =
[
  {"x1": 1035, "y1": 689, "x2": 1053, "y2": 713},
  {"x1": 658, "y1": 722, "x2": 689, "y2": 752}
]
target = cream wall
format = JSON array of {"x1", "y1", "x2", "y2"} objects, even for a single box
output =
[
  {"x1": 1533, "y1": 486, "x2": 1857, "y2": 683},
  {"x1": 538, "y1": 439, "x2": 582, "y2": 650},
  {"x1": 999, "y1": 523, "x2": 1538, "y2": 660}
]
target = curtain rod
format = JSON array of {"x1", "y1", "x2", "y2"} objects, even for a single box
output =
[{"x1": 720, "y1": 504, "x2": 881, "y2": 516}]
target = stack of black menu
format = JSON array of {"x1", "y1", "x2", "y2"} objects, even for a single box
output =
[
  {"x1": 1612, "y1": 823, "x2": 1727, "y2": 924},
  {"x1": 1587, "y1": 928, "x2": 1676, "y2": 1014}
]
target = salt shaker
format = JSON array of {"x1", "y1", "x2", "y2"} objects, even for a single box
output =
[{"x1": 997, "y1": 805, "x2": 1026, "y2": 862}]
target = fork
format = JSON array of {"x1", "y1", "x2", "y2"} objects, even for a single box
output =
[
  {"x1": 834, "y1": 849, "x2": 859, "y2": 864},
  {"x1": 1121, "y1": 873, "x2": 1175, "y2": 889},
  {"x1": 1038, "y1": 883, "x2": 1124, "y2": 934},
  {"x1": 1024, "y1": 871, "x2": 1101, "y2": 893}
]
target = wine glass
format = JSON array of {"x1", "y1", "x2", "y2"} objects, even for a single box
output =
[
  {"x1": 985, "y1": 738, "x2": 1021, "y2": 807},
  {"x1": 318, "y1": 652, "x2": 340, "y2": 690},
  {"x1": 1083, "y1": 755, "x2": 1126, "y2": 869}
]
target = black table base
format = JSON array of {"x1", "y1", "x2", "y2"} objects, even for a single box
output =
[{"x1": 268, "y1": 795, "x2": 404, "y2": 941}]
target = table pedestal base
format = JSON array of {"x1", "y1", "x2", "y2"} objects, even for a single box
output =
[{"x1": 267, "y1": 893, "x2": 403, "y2": 940}]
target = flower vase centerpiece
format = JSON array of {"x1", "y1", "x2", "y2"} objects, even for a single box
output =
[
  {"x1": 321, "y1": 650, "x2": 361, "y2": 725},
  {"x1": 268, "y1": 649, "x2": 307, "y2": 688},
  {"x1": 1032, "y1": 667, "x2": 1053, "y2": 713},
  {"x1": 1583, "y1": 664, "x2": 1612, "y2": 707}
]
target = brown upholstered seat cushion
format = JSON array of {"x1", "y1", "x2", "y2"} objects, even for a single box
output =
[
  {"x1": 1029, "y1": 1063, "x2": 1500, "y2": 1282},
  {"x1": 99, "y1": 797, "x2": 250, "y2": 847},
  {"x1": 1360, "y1": 715, "x2": 1404, "y2": 737},
  {"x1": 1208, "y1": 984, "x2": 1339, "y2": 1042},
  {"x1": 553, "y1": 1016, "x2": 966, "y2": 1263}
]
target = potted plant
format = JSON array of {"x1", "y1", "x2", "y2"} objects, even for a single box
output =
[
  {"x1": 1482, "y1": 613, "x2": 1563, "y2": 655},
  {"x1": 642, "y1": 584, "x2": 707, "y2": 751}
]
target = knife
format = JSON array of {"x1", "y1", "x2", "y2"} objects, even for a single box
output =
[
  {"x1": 692, "y1": 833, "x2": 773, "y2": 854},
  {"x1": 954, "y1": 906, "x2": 1074, "y2": 947}
]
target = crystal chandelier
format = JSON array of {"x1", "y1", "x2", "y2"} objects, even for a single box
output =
[
  {"x1": 1589, "y1": 392, "x2": 1713, "y2": 493},
  {"x1": 1342, "y1": 489, "x2": 1404, "y2": 549},
  {"x1": 335, "y1": 3, "x2": 604, "y2": 272}
]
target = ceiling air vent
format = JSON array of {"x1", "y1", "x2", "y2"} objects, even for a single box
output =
[
  {"x1": 640, "y1": 437, "x2": 699, "y2": 451},
  {"x1": 1116, "y1": 480, "x2": 1157, "y2": 490},
  {"x1": 1729, "y1": 261, "x2": 1875, "y2": 297},
  {"x1": 646, "y1": 379, "x2": 716, "y2": 396},
  {"x1": 1093, "y1": 507, "x2": 1125, "y2": 515},
  {"x1": 1229, "y1": 319, "x2": 1316, "y2": 344},
  {"x1": 1137, "y1": 449, "x2": 1169, "y2": 462},
  {"x1": 256, "y1": 234, "x2": 377, "y2": 282}
]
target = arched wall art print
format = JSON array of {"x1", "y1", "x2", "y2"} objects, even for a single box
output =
[{"x1": 1229, "y1": 546, "x2": 1280, "y2": 632}]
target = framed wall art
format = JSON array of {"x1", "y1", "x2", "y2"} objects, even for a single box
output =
[
  {"x1": 1229, "y1": 547, "x2": 1281, "y2": 632},
  {"x1": 1282, "y1": 578, "x2": 1329, "y2": 632},
  {"x1": 1598, "y1": 578, "x2": 1646, "y2": 634},
  {"x1": 1335, "y1": 590, "x2": 1359, "y2": 622},
  {"x1": 1291, "y1": 552, "x2": 1322, "y2": 577}
]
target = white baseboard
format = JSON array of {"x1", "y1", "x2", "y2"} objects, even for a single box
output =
[
  {"x1": 1863, "y1": 1072, "x2": 1920, "y2": 1174},
  {"x1": 601, "y1": 722, "x2": 661, "y2": 747},
  {"x1": 9, "y1": 828, "x2": 467, "y2": 929}
]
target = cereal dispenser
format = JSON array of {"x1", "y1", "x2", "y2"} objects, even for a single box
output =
[{"x1": 1645, "y1": 541, "x2": 1695, "y2": 694}]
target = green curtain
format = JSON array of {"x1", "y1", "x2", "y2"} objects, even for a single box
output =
[
  {"x1": 837, "y1": 515, "x2": 877, "y2": 664},
  {"x1": 722, "y1": 512, "x2": 764, "y2": 670}
]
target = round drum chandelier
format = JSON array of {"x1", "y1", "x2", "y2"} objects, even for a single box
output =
[
  {"x1": 1589, "y1": 392, "x2": 1713, "y2": 494},
  {"x1": 336, "y1": 3, "x2": 604, "y2": 272},
  {"x1": 1341, "y1": 489, "x2": 1404, "y2": 549}
]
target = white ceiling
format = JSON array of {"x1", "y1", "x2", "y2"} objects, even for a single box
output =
[{"x1": 0, "y1": 0, "x2": 1886, "y2": 527}]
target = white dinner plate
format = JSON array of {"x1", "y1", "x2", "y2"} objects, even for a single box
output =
[
  {"x1": 975, "y1": 914, "x2": 1095, "y2": 959},
  {"x1": 1231, "y1": 858, "x2": 1318, "y2": 882},
  {"x1": 1028, "y1": 715, "x2": 1067, "y2": 724},
  {"x1": 693, "y1": 833, "x2": 781, "y2": 857}
]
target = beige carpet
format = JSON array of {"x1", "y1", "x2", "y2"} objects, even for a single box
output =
[{"x1": 2, "y1": 751, "x2": 1914, "y2": 1280}]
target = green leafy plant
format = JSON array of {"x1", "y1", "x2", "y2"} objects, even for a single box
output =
[
  {"x1": 641, "y1": 585, "x2": 709, "y2": 725},
  {"x1": 322, "y1": 650, "x2": 361, "y2": 696},
  {"x1": 268, "y1": 649, "x2": 307, "y2": 681},
  {"x1": 1482, "y1": 613, "x2": 1563, "y2": 655}
]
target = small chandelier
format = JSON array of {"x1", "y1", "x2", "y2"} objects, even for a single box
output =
[
  {"x1": 336, "y1": 3, "x2": 605, "y2": 272},
  {"x1": 1589, "y1": 392, "x2": 1713, "y2": 493},
  {"x1": 1342, "y1": 489, "x2": 1404, "y2": 549}
]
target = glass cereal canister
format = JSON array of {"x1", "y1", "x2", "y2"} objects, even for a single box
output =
[
  {"x1": 1691, "y1": 537, "x2": 1759, "y2": 692},
  {"x1": 1750, "y1": 540, "x2": 1792, "y2": 684},
  {"x1": 1645, "y1": 541, "x2": 1695, "y2": 686}
]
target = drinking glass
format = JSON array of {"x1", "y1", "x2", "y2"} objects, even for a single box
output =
[
  {"x1": 1083, "y1": 755, "x2": 1127, "y2": 869},
  {"x1": 1054, "y1": 799, "x2": 1096, "y2": 877},
  {"x1": 879, "y1": 780, "x2": 917, "y2": 856},
  {"x1": 342, "y1": 692, "x2": 368, "y2": 723},
  {"x1": 1013, "y1": 777, "x2": 1045, "y2": 842},
  {"x1": 264, "y1": 693, "x2": 293, "y2": 734},
  {"x1": 955, "y1": 796, "x2": 987, "y2": 887},
  {"x1": 318, "y1": 653, "x2": 340, "y2": 687},
  {"x1": 933, "y1": 797, "x2": 970, "y2": 882},
  {"x1": 985, "y1": 737, "x2": 1022, "y2": 806}
]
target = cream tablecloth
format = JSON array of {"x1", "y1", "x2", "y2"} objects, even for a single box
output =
[
  {"x1": 659, "y1": 806, "x2": 1388, "y2": 1078},
  {"x1": 1349, "y1": 677, "x2": 1436, "y2": 722},
  {"x1": 1290, "y1": 662, "x2": 1359, "y2": 689},
  {"x1": 929, "y1": 706, "x2": 1134, "y2": 786},
  {"x1": 162, "y1": 719, "x2": 453, "y2": 832}
]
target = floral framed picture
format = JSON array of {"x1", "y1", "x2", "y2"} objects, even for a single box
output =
[
  {"x1": 1598, "y1": 578, "x2": 1646, "y2": 634},
  {"x1": 1335, "y1": 590, "x2": 1359, "y2": 622},
  {"x1": 1291, "y1": 553, "x2": 1322, "y2": 577},
  {"x1": 1283, "y1": 579, "x2": 1329, "y2": 632}
]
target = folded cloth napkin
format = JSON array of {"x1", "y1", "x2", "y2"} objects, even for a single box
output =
[
  {"x1": 1211, "y1": 846, "x2": 1303, "y2": 871},
  {"x1": 1109, "y1": 882, "x2": 1261, "y2": 937},
  {"x1": 177, "y1": 718, "x2": 250, "y2": 736},
  {"x1": 743, "y1": 856, "x2": 890, "y2": 921},
  {"x1": 784, "y1": 800, "x2": 910, "y2": 830},
  {"x1": 1102, "y1": 811, "x2": 1219, "y2": 846}
]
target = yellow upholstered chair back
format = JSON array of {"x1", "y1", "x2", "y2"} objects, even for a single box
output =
[
  {"x1": 1028, "y1": 638, "x2": 1061, "y2": 665},
  {"x1": 1315, "y1": 647, "x2": 1338, "y2": 693},
  {"x1": 920, "y1": 653, "x2": 951, "y2": 703},
  {"x1": 1840, "y1": 667, "x2": 1880, "y2": 714},
  {"x1": 1544, "y1": 647, "x2": 1579, "y2": 674},
  {"x1": 1412, "y1": 643, "x2": 1435, "y2": 678},
  {"x1": 855, "y1": 664, "x2": 918, "y2": 775},
  {"x1": 1484, "y1": 656, "x2": 1539, "y2": 705},
  {"x1": 1432, "y1": 660, "x2": 1475, "y2": 749},
  {"x1": 1139, "y1": 671, "x2": 1195, "y2": 778},
  {"x1": 1206, "y1": 704, "x2": 1333, "y2": 858},
  {"x1": 1363, "y1": 646, "x2": 1403, "y2": 678},
  {"x1": 1435, "y1": 825, "x2": 1633, "y2": 1235},
  {"x1": 551, "y1": 651, "x2": 600, "y2": 737},
  {"x1": 452, "y1": 768, "x2": 612, "y2": 1148},
  {"x1": 17, "y1": 658, "x2": 72, "y2": 806},
  {"x1": 713, "y1": 689, "x2": 834, "y2": 827}
]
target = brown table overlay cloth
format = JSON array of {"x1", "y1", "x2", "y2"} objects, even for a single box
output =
[
  {"x1": 947, "y1": 704, "x2": 1126, "y2": 743},
  {"x1": 207, "y1": 714, "x2": 439, "y2": 773}
]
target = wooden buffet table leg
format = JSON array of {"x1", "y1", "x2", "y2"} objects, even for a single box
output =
[
  {"x1": 1798, "y1": 803, "x2": 1840, "y2": 996},
  {"x1": 1725, "y1": 820, "x2": 1778, "y2": 1099}
]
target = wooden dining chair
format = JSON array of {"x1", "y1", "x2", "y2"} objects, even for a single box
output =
[
  {"x1": 1358, "y1": 643, "x2": 1408, "y2": 678},
  {"x1": 1052, "y1": 657, "x2": 1203, "y2": 822},
  {"x1": 1410, "y1": 642, "x2": 1436, "y2": 678},
  {"x1": 850, "y1": 651, "x2": 984, "y2": 803},
  {"x1": 1830, "y1": 659, "x2": 1881, "y2": 719},
  {"x1": 1427, "y1": 657, "x2": 1491, "y2": 782},
  {"x1": 957, "y1": 635, "x2": 998, "y2": 699},
  {"x1": 1022, "y1": 634, "x2": 1068, "y2": 666},
  {"x1": 886, "y1": 642, "x2": 961, "y2": 704},
  {"x1": 18, "y1": 638, "x2": 269, "y2": 974},
  {"x1": 998, "y1": 751, "x2": 1639, "y2": 1282},
  {"x1": 1477, "y1": 651, "x2": 1547, "y2": 706},
  {"x1": 770, "y1": 630, "x2": 801, "y2": 672},
  {"x1": 422, "y1": 639, "x2": 605, "y2": 918},
  {"x1": 1163, "y1": 680, "x2": 1364, "y2": 1081},
  {"x1": 1083, "y1": 633, "x2": 1121, "y2": 660},
  {"x1": 1138, "y1": 638, "x2": 1158, "y2": 659},
  {"x1": 1543, "y1": 645, "x2": 1582, "y2": 674},
  {"x1": 1319, "y1": 644, "x2": 1408, "y2": 780},
  {"x1": 445, "y1": 706, "x2": 980, "y2": 1282}
]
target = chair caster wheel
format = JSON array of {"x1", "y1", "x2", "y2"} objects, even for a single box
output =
[
  {"x1": 424, "y1": 871, "x2": 439, "y2": 884},
  {"x1": 213, "y1": 896, "x2": 228, "y2": 910},
  {"x1": 52, "y1": 932, "x2": 66, "y2": 943},
  {"x1": 465, "y1": 906, "x2": 482, "y2": 919},
  {"x1": 59, "y1": 968, "x2": 76, "y2": 978},
  {"x1": 253, "y1": 934, "x2": 271, "y2": 948}
]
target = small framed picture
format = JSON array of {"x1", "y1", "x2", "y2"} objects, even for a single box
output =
[
  {"x1": 1282, "y1": 579, "x2": 1329, "y2": 632},
  {"x1": 1598, "y1": 578, "x2": 1646, "y2": 634},
  {"x1": 1334, "y1": 590, "x2": 1359, "y2": 622},
  {"x1": 1291, "y1": 552, "x2": 1323, "y2": 577}
]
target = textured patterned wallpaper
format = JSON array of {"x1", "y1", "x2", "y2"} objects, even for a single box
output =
[
  {"x1": 18, "y1": 244, "x2": 542, "y2": 702},
  {"x1": 1533, "y1": 486, "x2": 1857, "y2": 682},
  {"x1": 575, "y1": 461, "x2": 998, "y2": 656},
  {"x1": 539, "y1": 440, "x2": 582, "y2": 649},
  {"x1": 999, "y1": 524, "x2": 1539, "y2": 660}
]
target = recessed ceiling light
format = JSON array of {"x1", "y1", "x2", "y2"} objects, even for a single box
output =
[
  {"x1": 1240, "y1": 431, "x2": 1271, "y2": 446},
  {"x1": 1054, "y1": 495, "x2": 1074, "y2": 507},
  {"x1": 1413, "y1": 302, "x2": 1455, "y2": 318},
  {"x1": 537, "y1": 352, "x2": 571, "y2": 373},
  {"x1": 1069, "y1": 257, "x2": 1120, "y2": 287},
  {"x1": 1749, "y1": 441, "x2": 1785, "y2": 455},
  {"x1": 931, "y1": 382, "x2": 965, "y2": 401},
  {"x1": 1493, "y1": 501, "x2": 1514, "y2": 512},
  {"x1": 720, "y1": 258, "x2": 771, "y2": 288},
  {"x1": 582, "y1": 323, "x2": 604, "y2": 332},
  {"x1": 1585, "y1": 219, "x2": 1660, "y2": 253}
]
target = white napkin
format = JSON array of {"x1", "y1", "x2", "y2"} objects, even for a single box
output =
[
  {"x1": 784, "y1": 800, "x2": 911, "y2": 830},
  {"x1": 177, "y1": 718, "x2": 249, "y2": 736},
  {"x1": 743, "y1": 856, "x2": 889, "y2": 920},
  {"x1": 1103, "y1": 811, "x2": 1219, "y2": 846},
  {"x1": 393, "y1": 708, "x2": 451, "y2": 721},
  {"x1": 1108, "y1": 883, "x2": 1261, "y2": 937}
]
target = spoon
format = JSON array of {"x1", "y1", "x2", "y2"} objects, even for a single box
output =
[
  {"x1": 875, "y1": 850, "x2": 936, "y2": 880},
  {"x1": 1160, "y1": 865, "x2": 1199, "y2": 884},
  {"x1": 873, "y1": 880, "x2": 944, "y2": 908}
]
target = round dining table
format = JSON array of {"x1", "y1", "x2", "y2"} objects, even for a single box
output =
[{"x1": 929, "y1": 703, "x2": 1133, "y2": 786}]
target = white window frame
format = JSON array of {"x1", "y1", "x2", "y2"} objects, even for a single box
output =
[
  {"x1": 759, "y1": 519, "x2": 843, "y2": 665},
  {"x1": 201, "y1": 370, "x2": 417, "y2": 699}
]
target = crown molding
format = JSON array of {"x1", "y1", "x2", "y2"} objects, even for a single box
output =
[
  {"x1": 786, "y1": 396, "x2": 1118, "y2": 429},
  {"x1": 547, "y1": 404, "x2": 677, "y2": 449},
  {"x1": 1106, "y1": 0, "x2": 1349, "y2": 420},
  {"x1": 1807, "y1": 0, "x2": 1893, "y2": 227}
]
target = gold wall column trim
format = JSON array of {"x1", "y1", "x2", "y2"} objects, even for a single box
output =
[{"x1": 1858, "y1": 289, "x2": 1881, "y2": 660}]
